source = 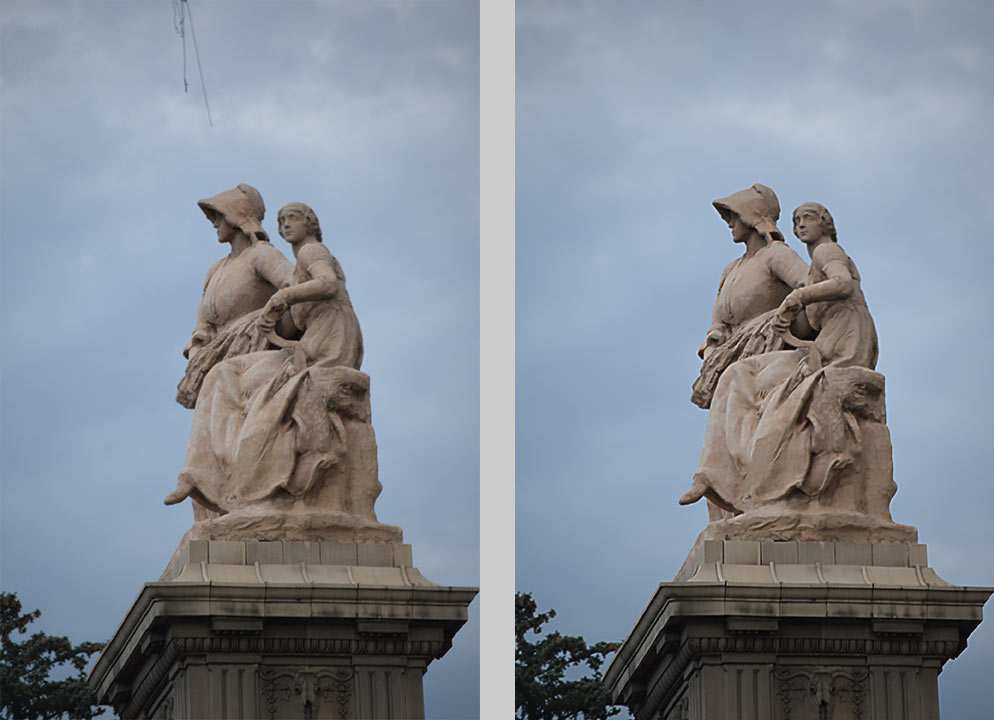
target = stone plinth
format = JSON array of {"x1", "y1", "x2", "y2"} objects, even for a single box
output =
[
  {"x1": 604, "y1": 541, "x2": 991, "y2": 720},
  {"x1": 89, "y1": 541, "x2": 477, "y2": 720}
]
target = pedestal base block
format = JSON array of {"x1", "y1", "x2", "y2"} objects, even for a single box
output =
[
  {"x1": 604, "y1": 541, "x2": 991, "y2": 720},
  {"x1": 89, "y1": 541, "x2": 477, "y2": 720}
]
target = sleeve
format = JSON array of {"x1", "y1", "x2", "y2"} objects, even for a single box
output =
[
  {"x1": 284, "y1": 244, "x2": 339, "y2": 305},
  {"x1": 251, "y1": 243, "x2": 295, "y2": 290},
  {"x1": 699, "y1": 261, "x2": 735, "y2": 358},
  {"x1": 797, "y1": 244, "x2": 855, "y2": 305},
  {"x1": 767, "y1": 243, "x2": 809, "y2": 289},
  {"x1": 183, "y1": 260, "x2": 222, "y2": 359}
]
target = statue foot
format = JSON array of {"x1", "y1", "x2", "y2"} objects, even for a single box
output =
[
  {"x1": 163, "y1": 474, "x2": 194, "y2": 506},
  {"x1": 679, "y1": 475, "x2": 709, "y2": 506}
]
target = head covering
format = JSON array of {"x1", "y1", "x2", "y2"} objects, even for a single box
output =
[
  {"x1": 712, "y1": 183, "x2": 784, "y2": 243},
  {"x1": 197, "y1": 183, "x2": 269, "y2": 242}
]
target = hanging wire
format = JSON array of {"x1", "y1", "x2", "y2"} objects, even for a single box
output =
[
  {"x1": 171, "y1": 0, "x2": 187, "y2": 92},
  {"x1": 183, "y1": 0, "x2": 214, "y2": 127},
  {"x1": 172, "y1": 0, "x2": 213, "y2": 127}
]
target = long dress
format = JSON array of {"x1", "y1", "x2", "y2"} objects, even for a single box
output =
[
  {"x1": 692, "y1": 242, "x2": 808, "y2": 408},
  {"x1": 175, "y1": 242, "x2": 363, "y2": 513},
  {"x1": 692, "y1": 242, "x2": 877, "y2": 513},
  {"x1": 176, "y1": 241, "x2": 294, "y2": 408}
]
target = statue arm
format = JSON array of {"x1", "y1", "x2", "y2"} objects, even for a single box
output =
[
  {"x1": 793, "y1": 244, "x2": 855, "y2": 305},
  {"x1": 698, "y1": 262, "x2": 734, "y2": 359},
  {"x1": 183, "y1": 261, "x2": 222, "y2": 359},
  {"x1": 767, "y1": 243, "x2": 809, "y2": 289},
  {"x1": 252, "y1": 243, "x2": 295, "y2": 290},
  {"x1": 284, "y1": 244, "x2": 339, "y2": 304},
  {"x1": 259, "y1": 245, "x2": 339, "y2": 329},
  {"x1": 776, "y1": 244, "x2": 855, "y2": 330}
]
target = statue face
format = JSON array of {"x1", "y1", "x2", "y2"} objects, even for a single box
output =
[
  {"x1": 279, "y1": 210, "x2": 308, "y2": 244},
  {"x1": 793, "y1": 209, "x2": 824, "y2": 244},
  {"x1": 730, "y1": 215, "x2": 750, "y2": 244},
  {"x1": 214, "y1": 216, "x2": 237, "y2": 244}
]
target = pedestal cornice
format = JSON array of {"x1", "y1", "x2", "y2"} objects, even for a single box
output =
[
  {"x1": 605, "y1": 541, "x2": 992, "y2": 720},
  {"x1": 89, "y1": 540, "x2": 477, "y2": 720}
]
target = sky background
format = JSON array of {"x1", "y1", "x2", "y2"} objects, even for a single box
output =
[
  {"x1": 516, "y1": 1, "x2": 993, "y2": 718},
  {"x1": 0, "y1": 1, "x2": 479, "y2": 717}
]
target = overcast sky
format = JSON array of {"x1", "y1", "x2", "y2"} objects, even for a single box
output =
[
  {"x1": 3, "y1": 1, "x2": 993, "y2": 718},
  {"x1": 516, "y1": 1, "x2": 993, "y2": 717},
  {"x1": 0, "y1": 1, "x2": 479, "y2": 717}
]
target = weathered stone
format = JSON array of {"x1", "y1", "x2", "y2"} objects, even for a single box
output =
[
  {"x1": 606, "y1": 541, "x2": 992, "y2": 720},
  {"x1": 165, "y1": 192, "x2": 394, "y2": 544},
  {"x1": 681, "y1": 193, "x2": 918, "y2": 544},
  {"x1": 93, "y1": 541, "x2": 477, "y2": 720}
]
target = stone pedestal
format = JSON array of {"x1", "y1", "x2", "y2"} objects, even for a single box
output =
[
  {"x1": 604, "y1": 541, "x2": 991, "y2": 720},
  {"x1": 89, "y1": 541, "x2": 477, "y2": 720}
]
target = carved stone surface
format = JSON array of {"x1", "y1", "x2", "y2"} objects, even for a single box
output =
[
  {"x1": 681, "y1": 189, "x2": 916, "y2": 543},
  {"x1": 775, "y1": 667, "x2": 867, "y2": 720},
  {"x1": 604, "y1": 541, "x2": 992, "y2": 720},
  {"x1": 165, "y1": 189, "x2": 398, "y2": 543},
  {"x1": 259, "y1": 668, "x2": 354, "y2": 720},
  {"x1": 89, "y1": 541, "x2": 477, "y2": 720}
]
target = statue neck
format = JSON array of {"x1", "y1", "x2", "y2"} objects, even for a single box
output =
[
  {"x1": 742, "y1": 231, "x2": 767, "y2": 258},
  {"x1": 228, "y1": 232, "x2": 252, "y2": 257}
]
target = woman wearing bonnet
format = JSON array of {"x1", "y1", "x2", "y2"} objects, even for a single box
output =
[{"x1": 165, "y1": 201, "x2": 364, "y2": 515}]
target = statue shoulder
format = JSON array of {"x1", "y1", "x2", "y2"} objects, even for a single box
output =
[
  {"x1": 249, "y1": 241, "x2": 290, "y2": 262},
  {"x1": 297, "y1": 241, "x2": 335, "y2": 268},
  {"x1": 810, "y1": 241, "x2": 848, "y2": 268},
  {"x1": 765, "y1": 241, "x2": 805, "y2": 262}
]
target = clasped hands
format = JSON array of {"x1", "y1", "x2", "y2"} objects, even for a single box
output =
[
  {"x1": 773, "y1": 290, "x2": 805, "y2": 335},
  {"x1": 259, "y1": 289, "x2": 290, "y2": 334}
]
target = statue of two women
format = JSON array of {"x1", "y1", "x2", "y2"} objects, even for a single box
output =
[
  {"x1": 164, "y1": 184, "x2": 395, "y2": 541},
  {"x1": 679, "y1": 185, "x2": 912, "y2": 540}
]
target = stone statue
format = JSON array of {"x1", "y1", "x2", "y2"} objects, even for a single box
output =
[
  {"x1": 680, "y1": 191, "x2": 915, "y2": 542},
  {"x1": 175, "y1": 184, "x2": 294, "y2": 409},
  {"x1": 691, "y1": 184, "x2": 808, "y2": 409},
  {"x1": 165, "y1": 190, "x2": 399, "y2": 543}
]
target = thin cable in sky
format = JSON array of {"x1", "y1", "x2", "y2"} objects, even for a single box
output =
[
  {"x1": 172, "y1": 0, "x2": 187, "y2": 92},
  {"x1": 173, "y1": 0, "x2": 213, "y2": 127}
]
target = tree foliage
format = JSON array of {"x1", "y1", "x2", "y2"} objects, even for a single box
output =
[
  {"x1": 1, "y1": 592, "x2": 105, "y2": 720},
  {"x1": 516, "y1": 592, "x2": 621, "y2": 720}
]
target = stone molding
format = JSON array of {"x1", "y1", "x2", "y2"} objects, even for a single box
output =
[
  {"x1": 118, "y1": 633, "x2": 448, "y2": 719},
  {"x1": 90, "y1": 542, "x2": 478, "y2": 719},
  {"x1": 634, "y1": 634, "x2": 965, "y2": 720},
  {"x1": 605, "y1": 542, "x2": 992, "y2": 720},
  {"x1": 122, "y1": 639, "x2": 182, "y2": 719},
  {"x1": 161, "y1": 539, "x2": 418, "y2": 582},
  {"x1": 172, "y1": 636, "x2": 447, "y2": 657}
]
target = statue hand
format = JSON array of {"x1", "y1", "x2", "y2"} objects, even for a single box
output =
[
  {"x1": 774, "y1": 292, "x2": 804, "y2": 333},
  {"x1": 260, "y1": 290, "x2": 290, "y2": 331},
  {"x1": 782, "y1": 290, "x2": 804, "y2": 314},
  {"x1": 263, "y1": 289, "x2": 290, "y2": 315}
]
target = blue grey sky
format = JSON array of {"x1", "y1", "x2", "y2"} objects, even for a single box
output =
[
  {"x1": 0, "y1": 2, "x2": 479, "y2": 717},
  {"x1": 516, "y1": 1, "x2": 993, "y2": 717}
]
